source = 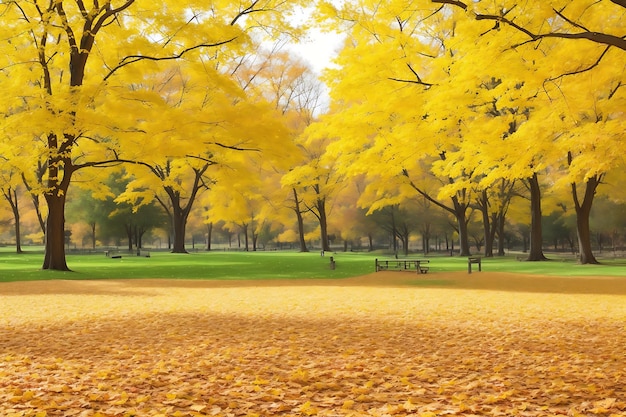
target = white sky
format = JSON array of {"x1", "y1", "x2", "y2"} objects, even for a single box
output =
[{"x1": 288, "y1": 28, "x2": 346, "y2": 73}]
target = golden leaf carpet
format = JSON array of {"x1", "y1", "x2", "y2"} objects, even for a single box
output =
[{"x1": 1, "y1": 272, "x2": 625, "y2": 417}]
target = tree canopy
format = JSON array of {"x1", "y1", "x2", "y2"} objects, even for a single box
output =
[{"x1": 0, "y1": 0, "x2": 624, "y2": 265}]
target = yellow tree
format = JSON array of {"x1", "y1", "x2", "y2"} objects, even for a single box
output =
[
  {"x1": 314, "y1": 1, "x2": 492, "y2": 256},
  {"x1": 433, "y1": 0, "x2": 625, "y2": 263},
  {"x1": 233, "y1": 50, "x2": 325, "y2": 252},
  {"x1": 0, "y1": 0, "x2": 307, "y2": 269},
  {"x1": 113, "y1": 58, "x2": 292, "y2": 253}
]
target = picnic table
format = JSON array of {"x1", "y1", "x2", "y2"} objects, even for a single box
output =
[{"x1": 375, "y1": 258, "x2": 429, "y2": 274}]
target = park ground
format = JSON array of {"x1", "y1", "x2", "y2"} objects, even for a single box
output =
[{"x1": 1, "y1": 271, "x2": 626, "y2": 416}]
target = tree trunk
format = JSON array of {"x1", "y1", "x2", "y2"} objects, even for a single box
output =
[
  {"x1": 171, "y1": 210, "x2": 189, "y2": 253},
  {"x1": 43, "y1": 193, "x2": 70, "y2": 271},
  {"x1": 91, "y1": 221, "x2": 96, "y2": 250},
  {"x1": 526, "y1": 173, "x2": 547, "y2": 261},
  {"x1": 242, "y1": 224, "x2": 249, "y2": 251},
  {"x1": 572, "y1": 176, "x2": 600, "y2": 264},
  {"x1": 455, "y1": 203, "x2": 471, "y2": 256},
  {"x1": 206, "y1": 222, "x2": 213, "y2": 251},
  {"x1": 4, "y1": 188, "x2": 23, "y2": 254},
  {"x1": 496, "y1": 212, "x2": 506, "y2": 256},
  {"x1": 293, "y1": 188, "x2": 309, "y2": 252},
  {"x1": 126, "y1": 224, "x2": 133, "y2": 251},
  {"x1": 477, "y1": 190, "x2": 495, "y2": 257},
  {"x1": 317, "y1": 198, "x2": 331, "y2": 252}
]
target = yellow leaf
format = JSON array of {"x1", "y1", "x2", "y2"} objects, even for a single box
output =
[
  {"x1": 342, "y1": 399, "x2": 355, "y2": 409},
  {"x1": 190, "y1": 404, "x2": 206, "y2": 412}
]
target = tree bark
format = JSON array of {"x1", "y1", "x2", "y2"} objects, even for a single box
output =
[
  {"x1": 477, "y1": 190, "x2": 495, "y2": 257},
  {"x1": 526, "y1": 173, "x2": 547, "y2": 261},
  {"x1": 317, "y1": 198, "x2": 331, "y2": 252},
  {"x1": 496, "y1": 212, "x2": 506, "y2": 256},
  {"x1": 171, "y1": 208, "x2": 189, "y2": 253},
  {"x1": 572, "y1": 176, "x2": 600, "y2": 264},
  {"x1": 206, "y1": 222, "x2": 213, "y2": 251},
  {"x1": 293, "y1": 188, "x2": 309, "y2": 252},
  {"x1": 454, "y1": 198, "x2": 471, "y2": 256},
  {"x1": 43, "y1": 193, "x2": 70, "y2": 271},
  {"x1": 3, "y1": 188, "x2": 23, "y2": 254}
]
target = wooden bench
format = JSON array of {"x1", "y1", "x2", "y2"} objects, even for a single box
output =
[
  {"x1": 375, "y1": 258, "x2": 429, "y2": 274},
  {"x1": 468, "y1": 256, "x2": 482, "y2": 273}
]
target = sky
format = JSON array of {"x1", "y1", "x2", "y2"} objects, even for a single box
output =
[{"x1": 288, "y1": 27, "x2": 346, "y2": 73}]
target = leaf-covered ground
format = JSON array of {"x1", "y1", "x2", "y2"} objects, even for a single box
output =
[{"x1": 1, "y1": 272, "x2": 625, "y2": 417}]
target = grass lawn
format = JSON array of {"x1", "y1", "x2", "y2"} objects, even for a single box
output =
[{"x1": 1, "y1": 249, "x2": 626, "y2": 282}]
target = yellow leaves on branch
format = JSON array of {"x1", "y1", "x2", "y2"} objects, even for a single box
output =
[{"x1": 1, "y1": 280, "x2": 626, "y2": 416}]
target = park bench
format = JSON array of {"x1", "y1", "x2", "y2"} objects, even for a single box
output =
[
  {"x1": 375, "y1": 258, "x2": 429, "y2": 274},
  {"x1": 468, "y1": 256, "x2": 482, "y2": 273},
  {"x1": 105, "y1": 250, "x2": 121, "y2": 259}
]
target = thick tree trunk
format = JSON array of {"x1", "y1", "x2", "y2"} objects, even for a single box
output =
[
  {"x1": 454, "y1": 199, "x2": 471, "y2": 256},
  {"x1": 171, "y1": 210, "x2": 188, "y2": 253},
  {"x1": 526, "y1": 173, "x2": 547, "y2": 261},
  {"x1": 572, "y1": 177, "x2": 600, "y2": 264},
  {"x1": 317, "y1": 198, "x2": 331, "y2": 252},
  {"x1": 43, "y1": 193, "x2": 70, "y2": 271}
]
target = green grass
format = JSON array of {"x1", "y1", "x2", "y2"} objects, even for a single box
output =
[
  {"x1": 0, "y1": 248, "x2": 625, "y2": 282},
  {"x1": 0, "y1": 250, "x2": 375, "y2": 282}
]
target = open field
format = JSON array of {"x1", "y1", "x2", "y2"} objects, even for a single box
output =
[
  {"x1": 2, "y1": 250, "x2": 626, "y2": 282},
  {"x1": 2, "y1": 271, "x2": 626, "y2": 416}
]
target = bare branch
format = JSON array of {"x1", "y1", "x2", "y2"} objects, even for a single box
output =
[
  {"x1": 553, "y1": 7, "x2": 588, "y2": 32},
  {"x1": 544, "y1": 45, "x2": 611, "y2": 84},
  {"x1": 103, "y1": 38, "x2": 238, "y2": 81},
  {"x1": 388, "y1": 63, "x2": 434, "y2": 88},
  {"x1": 206, "y1": 142, "x2": 260, "y2": 152}
]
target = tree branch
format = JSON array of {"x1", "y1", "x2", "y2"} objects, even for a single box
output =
[
  {"x1": 431, "y1": 0, "x2": 467, "y2": 10},
  {"x1": 207, "y1": 142, "x2": 260, "y2": 152},
  {"x1": 544, "y1": 45, "x2": 611, "y2": 84},
  {"x1": 431, "y1": 0, "x2": 626, "y2": 51},
  {"x1": 389, "y1": 63, "x2": 434, "y2": 87},
  {"x1": 92, "y1": 1, "x2": 135, "y2": 33},
  {"x1": 103, "y1": 38, "x2": 238, "y2": 81}
]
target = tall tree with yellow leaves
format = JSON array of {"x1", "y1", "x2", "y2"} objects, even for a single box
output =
[{"x1": 0, "y1": 1, "x2": 307, "y2": 269}]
